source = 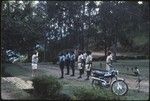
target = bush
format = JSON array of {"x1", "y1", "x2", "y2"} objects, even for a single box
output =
[
  {"x1": 72, "y1": 86, "x2": 125, "y2": 100},
  {"x1": 32, "y1": 75, "x2": 62, "y2": 98}
]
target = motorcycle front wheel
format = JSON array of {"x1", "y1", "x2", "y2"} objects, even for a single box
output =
[{"x1": 111, "y1": 80, "x2": 128, "y2": 96}]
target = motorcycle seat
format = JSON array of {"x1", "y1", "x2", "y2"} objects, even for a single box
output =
[
  {"x1": 93, "y1": 70, "x2": 112, "y2": 77},
  {"x1": 93, "y1": 70, "x2": 107, "y2": 76}
]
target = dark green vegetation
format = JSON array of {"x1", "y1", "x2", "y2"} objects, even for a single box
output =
[
  {"x1": 1, "y1": 1, "x2": 149, "y2": 62},
  {"x1": 32, "y1": 75, "x2": 63, "y2": 98},
  {"x1": 71, "y1": 86, "x2": 123, "y2": 100}
]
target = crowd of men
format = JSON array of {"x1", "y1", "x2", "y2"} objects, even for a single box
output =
[
  {"x1": 58, "y1": 50, "x2": 93, "y2": 80},
  {"x1": 31, "y1": 49, "x2": 115, "y2": 79}
]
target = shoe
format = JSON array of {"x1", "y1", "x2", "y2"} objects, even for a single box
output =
[
  {"x1": 77, "y1": 76, "x2": 82, "y2": 79},
  {"x1": 70, "y1": 74, "x2": 74, "y2": 76},
  {"x1": 59, "y1": 77, "x2": 64, "y2": 79},
  {"x1": 85, "y1": 78, "x2": 89, "y2": 80}
]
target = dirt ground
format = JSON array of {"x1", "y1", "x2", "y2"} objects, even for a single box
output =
[
  {"x1": 1, "y1": 63, "x2": 149, "y2": 99},
  {"x1": 37, "y1": 64, "x2": 149, "y2": 93}
]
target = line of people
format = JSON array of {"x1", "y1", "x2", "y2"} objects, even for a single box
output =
[
  {"x1": 58, "y1": 50, "x2": 93, "y2": 80},
  {"x1": 31, "y1": 49, "x2": 114, "y2": 78}
]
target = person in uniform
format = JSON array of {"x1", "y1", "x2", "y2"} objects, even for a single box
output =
[
  {"x1": 59, "y1": 52, "x2": 66, "y2": 78},
  {"x1": 31, "y1": 50, "x2": 39, "y2": 77},
  {"x1": 106, "y1": 51, "x2": 113, "y2": 71},
  {"x1": 70, "y1": 51, "x2": 76, "y2": 76},
  {"x1": 65, "y1": 51, "x2": 71, "y2": 75},
  {"x1": 85, "y1": 51, "x2": 93, "y2": 80},
  {"x1": 82, "y1": 51, "x2": 87, "y2": 74},
  {"x1": 77, "y1": 51, "x2": 84, "y2": 78}
]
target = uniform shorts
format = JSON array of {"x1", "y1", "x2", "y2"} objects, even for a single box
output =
[
  {"x1": 78, "y1": 63, "x2": 82, "y2": 69},
  {"x1": 85, "y1": 64, "x2": 91, "y2": 71},
  {"x1": 32, "y1": 63, "x2": 37, "y2": 70}
]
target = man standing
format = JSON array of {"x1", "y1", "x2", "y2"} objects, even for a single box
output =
[
  {"x1": 85, "y1": 51, "x2": 92, "y2": 80},
  {"x1": 82, "y1": 51, "x2": 87, "y2": 74},
  {"x1": 70, "y1": 51, "x2": 76, "y2": 76},
  {"x1": 59, "y1": 52, "x2": 66, "y2": 78},
  {"x1": 65, "y1": 51, "x2": 71, "y2": 75},
  {"x1": 31, "y1": 50, "x2": 39, "y2": 77},
  {"x1": 77, "y1": 52, "x2": 84, "y2": 78},
  {"x1": 106, "y1": 51, "x2": 113, "y2": 71}
]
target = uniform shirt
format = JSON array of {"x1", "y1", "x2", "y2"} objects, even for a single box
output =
[
  {"x1": 86, "y1": 55, "x2": 92, "y2": 64},
  {"x1": 59, "y1": 55, "x2": 66, "y2": 63},
  {"x1": 85, "y1": 55, "x2": 93, "y2": 71},
  {"x1": 32, "y1": 53, "x2": 38, "y2": 64},
  {"x1": 83, "y1": 53, "x2": 87, "y2": 60},
  {"x1": 70, "y1": 54, "x2": 76, "y2": 61},
  {"x1": 106, "y1": 54, "x2": 113, "y2": 70},
  {"x1": 78, "y1": 54, "x2": 83, "y2": 63},
  {"x1": 65, "y1": 53, "x2": 71, "y2": 60},
  {"x1": 77, "y1": 54, "x2": 83, "y2": 69},
  {"x1": 106, "y1": 54, "x2": 113, "y2": 66}
]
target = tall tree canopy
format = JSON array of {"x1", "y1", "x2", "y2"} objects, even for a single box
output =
[{"x1": 1, "y1": 1, "x2": 149, "y2": 62}]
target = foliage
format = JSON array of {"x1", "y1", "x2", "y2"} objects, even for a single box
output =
[
  {"x1": 32, "y1": 75, "x2": 62, "y2": 98},
  {"x1": 1, "y1": 1, "x2": 149, "y2": 62},
  {"x1": 72, "y1": 86, "x2": 124, "y2": 100}
]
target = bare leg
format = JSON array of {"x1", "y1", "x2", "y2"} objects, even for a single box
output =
[
  {"x1": 78, "y1": 69, "x2": 82, "y2": 78},
  {"x1": 34, "y1": 69, "x2": 37, "y2": 77},
  {"x1": 32, "y1": 69, "x2": 36, "y2": 77},
  {"x1": 32, "y1": 69, "x2": 34, "y2": 77}
]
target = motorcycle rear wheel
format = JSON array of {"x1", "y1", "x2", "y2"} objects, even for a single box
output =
[{"x1": 111, "y1": 80, "x2": 128, "y2": 96}]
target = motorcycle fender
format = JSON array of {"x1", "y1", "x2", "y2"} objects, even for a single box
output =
[{"x1": 117, "y1": 77, "x2": 125, "y2": 81}]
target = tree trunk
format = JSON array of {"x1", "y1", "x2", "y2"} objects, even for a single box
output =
[
  {"x1": 104, "y1": 42, "x2": 107, "y2": 57},
  {"x1": 44, "y1": 35, "x2": 47, "y2": 62}
]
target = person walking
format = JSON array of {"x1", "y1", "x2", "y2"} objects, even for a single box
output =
[
  {"x1": 31, "y1": 50, "x2": 39, "y2": 77},
  {"x1": 65, "y1": 51, "x2": 71, "y2": 75},
  {"x1": 77, "y1": 52, "x2": 84, "y2": 78},
  {"x1": 59, "y1": 52, "x2": 66, "y2": 78},
  {"x1": 85, "y1": 51, "x2": 93, "y2": 80},
  {"x1": 82, "y1": 51, "x2": 87, "y2": 74},
  {"x1": 106, "y1": 51, "x2": 113, "y2": 71},
  {"x1": 70, "y1": 51, "x2": 76, "y2": 76}
]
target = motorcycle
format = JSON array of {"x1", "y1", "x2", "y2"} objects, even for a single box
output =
[{"x1": 90, "y1": 68, "x2": 128, "y2": 96}]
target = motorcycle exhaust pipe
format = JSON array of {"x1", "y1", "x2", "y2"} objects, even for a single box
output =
[{"x1": 91, "y1": 77, "x2": 101, "y2": 81}]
